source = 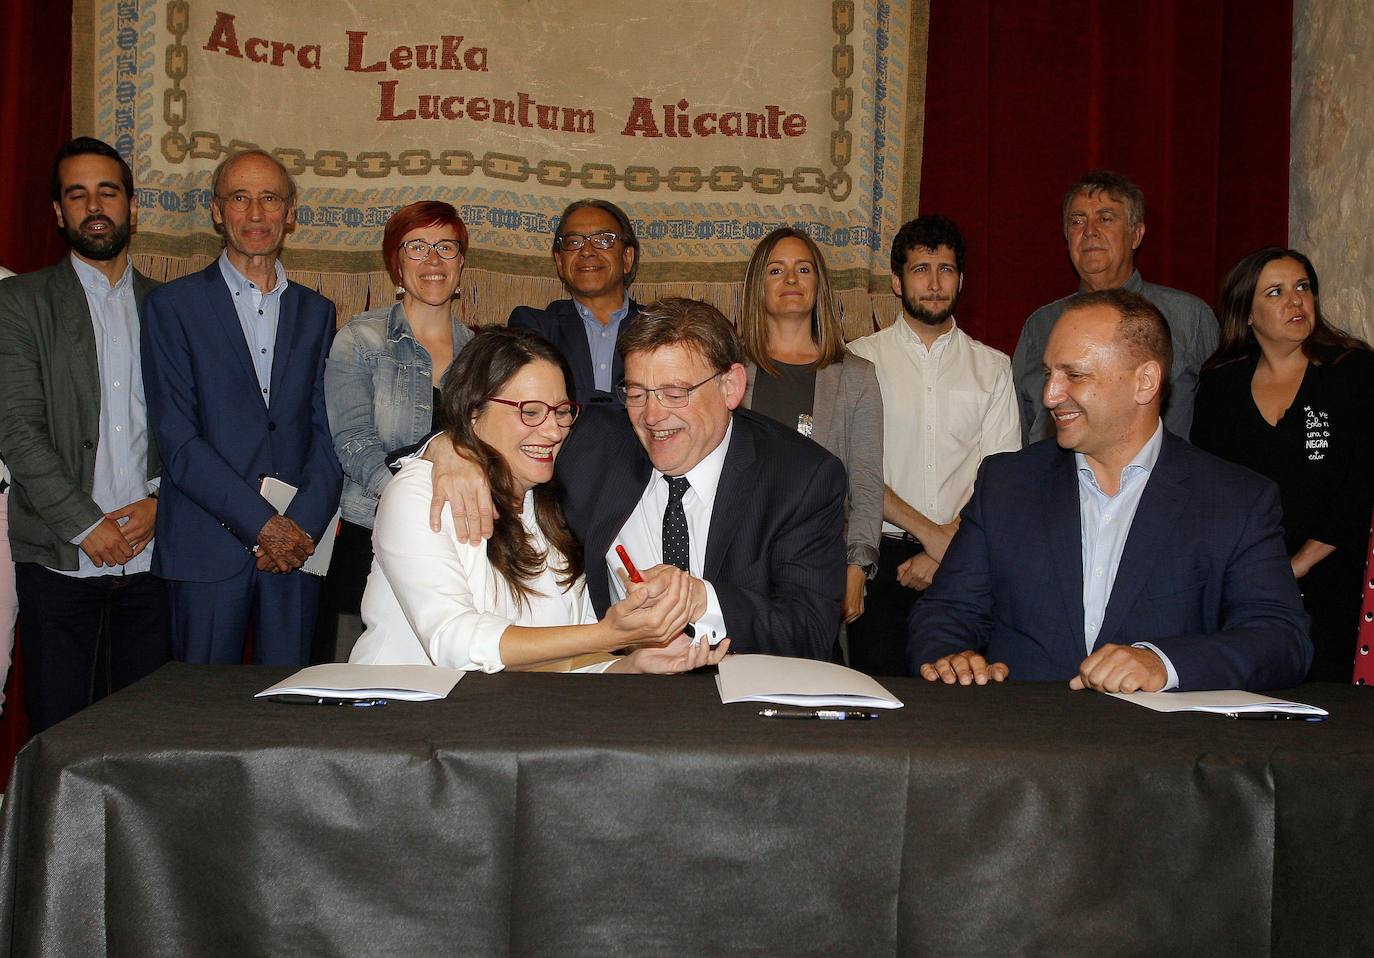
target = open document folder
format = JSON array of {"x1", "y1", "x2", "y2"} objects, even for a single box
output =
[
  {"x1": 257, "y1": 664, "x2": 464, "y2": 702},
  {"x1": 716, "y1": 654, "x2": 904, "y2": 709},
  {"x1": 1107, "y1": 689, "x2": 1329, "y2": 718}
]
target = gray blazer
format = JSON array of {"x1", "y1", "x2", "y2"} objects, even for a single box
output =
[
  {"x1": 744, "y1": 352, "x2": 883, "y2": 573},
  {"x1": 0, "y1": 259, "x2": 161, "y2": 569}
]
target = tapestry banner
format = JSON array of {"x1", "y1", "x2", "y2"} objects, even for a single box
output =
[{"x1": 75, "y1": 1, "x2": 927, "y2": 329}]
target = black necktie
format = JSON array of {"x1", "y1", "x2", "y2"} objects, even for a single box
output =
[{"x1": 662, "y1": 475, "x2": 691, "y2": 572}]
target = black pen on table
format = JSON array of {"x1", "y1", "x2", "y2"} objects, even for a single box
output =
[
  {"x1": 272, "y1": 694, "x2": 389, "y2": 708},
  {"x1": 759, "y1": 708, "x2": 879, "y2": 721},
  {"x1": 1224, "y1": 711, "x2": 1327, "y2": 722},
  {"x1": 616, "y1": 544, "x2": 696, "y2": 640}
]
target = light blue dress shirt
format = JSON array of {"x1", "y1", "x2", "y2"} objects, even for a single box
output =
[
  {"x1": 63, "y1": 255, "x2": 156, "y2": 578},
  {"x1": 218, "y1": 252, "x2": 288, "y2": 405},
  {"x1": 573, "y1": 294, "x2": 629, "y2": 393},
  {"x1": 1075, "y1": 421, "x2": 1178, "y2": 688}
]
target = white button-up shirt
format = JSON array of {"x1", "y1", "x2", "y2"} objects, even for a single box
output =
[
  {"x1": 605, "y1": 419, "x2": 732, "y2": 643},
  {"x1": 849, "y1": 318, "x2": 1021, "y2": 532}
]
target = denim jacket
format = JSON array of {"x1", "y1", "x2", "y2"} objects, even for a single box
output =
[{"x1": 325, "y1": 303, "x2": 474, "y2": 527}]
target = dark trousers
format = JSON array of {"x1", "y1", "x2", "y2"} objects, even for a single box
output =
[
  {"x1": 846, "y1": 536, "x2": 925, "y2": 677},
  {"x1": 310, "y1": 519, "x2": 373, "y2": 664},
  {"x1": 15, "y1": 563, "x2": 170, "y2": 734},
  {"x1": 168, "y1": 564, "x2": 322, "y2": 666}
]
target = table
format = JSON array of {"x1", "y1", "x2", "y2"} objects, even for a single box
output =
[{"x1": 1, "y1": 663, "x2": 1370, "y2": 957}]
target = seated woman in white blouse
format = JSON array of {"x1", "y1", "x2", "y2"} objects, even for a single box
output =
[{"x1": 350, "y1": 326, "x2": 727, "y2": 673}]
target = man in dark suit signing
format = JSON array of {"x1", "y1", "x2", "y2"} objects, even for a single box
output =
[
  {"x1": 141, "y1": 149, "x2": 342, "y2": 665},
  {"x1": 909, "y1": 289, "x2": 1311, "y2": 692},
  {"x1": 507, "y1": 199, "x2": 641, "y2": 407},
  {"x1": 426, "y1": 298, "x2": 847, "y2": 659}
]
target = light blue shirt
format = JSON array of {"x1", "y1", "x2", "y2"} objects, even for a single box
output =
[
  {"x1": 1075, "y1": 421, "x2": 1178, "y2": 689},
  {"x1": 573, "y1": 294, "x2": 629, "y2": 393},
  {"x1": 63, "y1": 255, "x2": 156, "y2": 578},
  {"x1": 218, "y1": 252, "x2": 287, "y2": 405}
]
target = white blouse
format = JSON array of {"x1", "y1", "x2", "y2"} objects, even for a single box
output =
[{"x1": 349, "y1": 459, "x2": 611, "y2": 672}]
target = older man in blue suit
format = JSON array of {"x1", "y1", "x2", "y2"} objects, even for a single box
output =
[
  {"x1": 141, "y1": 150, "x2": 341, "y2": 665},
  {"x1": 908, "y1": 289, "x2": 1311, "y2": 692}
]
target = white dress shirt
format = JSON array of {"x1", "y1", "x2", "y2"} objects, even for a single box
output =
[
  {"x1": 1075, "y1": 421, "x2": 1179, "y2": 689},
  {"x1": 350, "y1": 460, "x2": 613, "y2": 672},
  {"x1": 605, "y1": 420, "x2": 731, "y2": 643},
  {"x1": 63, "y1": 255, "x2": 157, "y2": 578},
  {"x1": 848, "y1": 319, "x2": 1021, "y2": 531}
]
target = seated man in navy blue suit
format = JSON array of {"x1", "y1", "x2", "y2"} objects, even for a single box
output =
[
  {"x1": 142, "y1": 150, "x2": 342, "y2": 665},
  {"x1": 507, "y1": 199, "x2": 641, "y2": 407},
  {"x1": 909, "y1": 289, "x2": 1311, "y2": 692}
]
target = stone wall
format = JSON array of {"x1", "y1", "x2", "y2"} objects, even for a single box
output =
[{"x1": 1291, "y1": 0, "x2": 1374, "y2": 343}]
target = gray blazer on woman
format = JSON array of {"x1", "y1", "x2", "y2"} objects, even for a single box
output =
[{"x1": 744, "y1": 351, "x2": 883, "y2": 573}]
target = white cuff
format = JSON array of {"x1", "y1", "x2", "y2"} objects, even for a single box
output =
[{"x1": 1132, "y1": 642, "x2": 1179, "y2": 691}]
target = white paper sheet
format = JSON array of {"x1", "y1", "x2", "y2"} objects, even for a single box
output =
[
  {"x1": 716, "y1": 654, "x2": 903, "y2": 709},
  {"x1": 1107, "y1": 689, "x2": 1328, "y2": 717},
  {"x1": 256, "y1": 664, "x2": 464, "y2": 702}
]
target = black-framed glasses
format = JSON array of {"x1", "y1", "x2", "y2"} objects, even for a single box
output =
[
  {"x1": 487, "y1": 397, "x2": 581, "y2": 427},
  {"x1": 217, "y1": 191, "x2": 286, "y2": 213},
  {"x1": 555, "y1": 231, "x2": 619, "y2": 252},
  {"x1": 401, "y1": 239, "x2": 463, "y2": 261},
  {"x1": 618, "y1": 373, "x2": 720, "y2": 408}
]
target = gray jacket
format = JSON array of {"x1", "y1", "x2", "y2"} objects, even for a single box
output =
[
  {"x1": 0, "y1": 259, "x2": 161, "y2": 568},
  {"x1": 744, "y1": 351, "x2": 883, "y2": 574}
]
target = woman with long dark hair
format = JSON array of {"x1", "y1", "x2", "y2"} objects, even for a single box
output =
[
  {"x1": 350, "y1": 326, "x2": 727, "y2": 673},
  {"x1": 736, "y1": 227, "x2": 883, "y2": 637},
  {"x1": 1192, "y1": 247, "x2": 1374, "y2": 681}
]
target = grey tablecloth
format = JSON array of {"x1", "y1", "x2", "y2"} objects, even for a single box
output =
[{"x1": 1, "y1": 663, "x2": 1370, "y2": 956}]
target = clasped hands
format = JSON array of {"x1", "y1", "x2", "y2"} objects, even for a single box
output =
[
  {"x1": 919, "y1": 643, "x2": 1168, "y2": 693},
  {"x1": 78, "y1": 496, "x2": 158, "y2": 567},
  {"x1": 609, "y1": 564, "x2": 729, "y2": 672},
  {"x1": 254, "y1": 514, "x2": 315, "y2": 573}
]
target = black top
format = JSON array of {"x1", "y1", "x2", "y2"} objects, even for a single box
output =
[
  {"x1": 1192, "y1": 346, "x2": 1374, "y2": 555},
  {"x1": 750, "y1": 360, "x2": 818, "y2": 436}
]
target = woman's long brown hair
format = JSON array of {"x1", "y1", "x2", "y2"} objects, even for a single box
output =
[{"x1": 438, "y1": 326, "x2": 583, "y2": 608}]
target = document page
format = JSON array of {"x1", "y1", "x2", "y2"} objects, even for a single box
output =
[
  {"x1": 716, "y1": 654, "x2": 903, "y2": 709},
  {"x1": 257, "y1": 664, "x2": 464, "y2": 702}
]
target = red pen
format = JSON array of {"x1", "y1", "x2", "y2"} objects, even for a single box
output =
[
  {"x1": 616, "y1": 543, "x2": 696, "y2": 639},
  {"x1": 615, "y1": 544, "x2": 644, "y2": 583}
]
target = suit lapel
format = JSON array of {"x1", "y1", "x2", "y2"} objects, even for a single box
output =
[
  {"x1": 704, "y1": 417, "x2": 757, "y2": 578},
  {"x1": 53, "y1": 261, "x2": 99, "y2": 388},
  {"x1": 809, "y1": 361, "x2": 841, "y2": 448},
  {"x1": 555, "y1": 300, "x2": 597, "y2": 399},
  {"x1": 611, "y1": 299, "x2": 640, "y2": 391},
  {"x1": 203, "y1": 264, "x2": 262, "y2": 393},
  {"x1": 584, "y1": 425, "x2": 653, "y2": 609},
  {"x1": 268, "y1": 281, "x2": 299, "y2": 413},
  {"x1": 1094, "y1": 435, "x2": 1187, "y2": 647},
  {"x1": 1044, "y1": 450, "x2": 1086, "y2": 653}
]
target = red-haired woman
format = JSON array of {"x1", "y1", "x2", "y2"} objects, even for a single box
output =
[{"x1": 316, "y1": 201, "x2": 475, "y2": 661}]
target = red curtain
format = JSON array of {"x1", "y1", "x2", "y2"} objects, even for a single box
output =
[
  {"x1": 918, "y1": 0, "x2": 1291, "y2": 353},
  {"x1": 0, "y1": 0, "x2": 1292, "y2": 785}
]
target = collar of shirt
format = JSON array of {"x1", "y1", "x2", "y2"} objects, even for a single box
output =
[
  {"x1": 661, "y1": 415, "x2": 733, "y2": 508},
  {"x1": 385, "y1": 302, "x2": 415, "y2": 343},
  {"x1": 894, "y1": 314, "x2": 959, "y2": 361},
  {"x1": 1074, "y1": 419, "x2": 1164, "y2": 500},
  {"x1": 573, "y1": 293, "x2": 630, "y2": 329},
  {"x1": 70, "y1": 253, "x2": 132, "y2": 296},
  {"x1": 217, "y1": 251, "x2": 288, "y2": 302}
]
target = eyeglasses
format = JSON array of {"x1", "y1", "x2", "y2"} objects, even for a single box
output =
[
  {"x1": 217, "y1": 191, "x2": 287, "y2": 213},
  {"x1": 487, "y1": 397, "x2": 581, "y2": 427},
  {"x1": 618, "y1": 373, "x2": 721, "y2": 408},
  {"x1": 401, "y1": 239, "x2": 463, "y2": 261},
  {"x1": 555, "y1": 231, "x2": 620, "y2": 252}
]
